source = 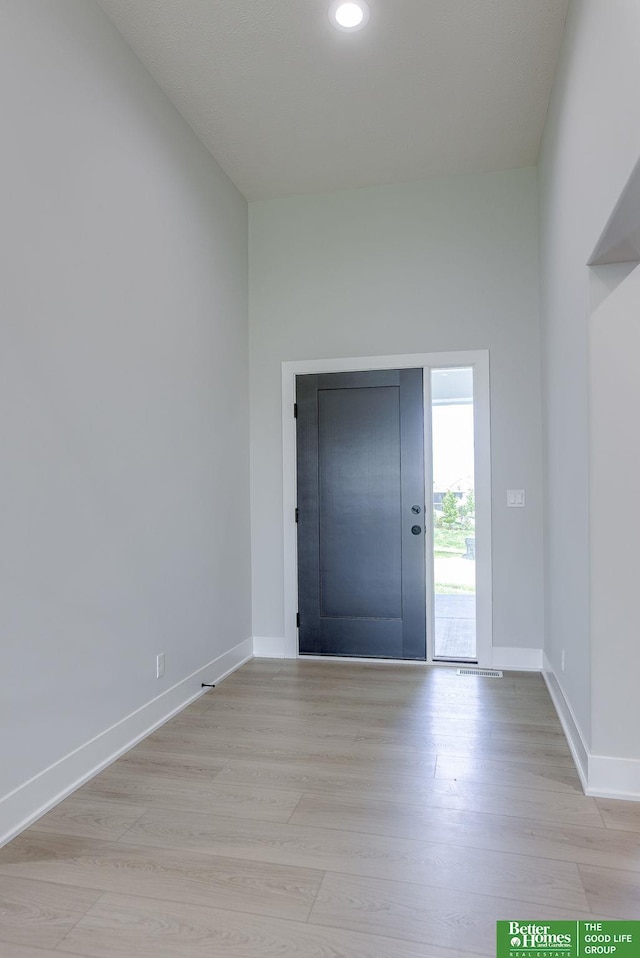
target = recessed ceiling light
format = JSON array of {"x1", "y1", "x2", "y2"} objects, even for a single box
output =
[{"x1": 329, "y1": 0, "x2": 370, "y2": 32}]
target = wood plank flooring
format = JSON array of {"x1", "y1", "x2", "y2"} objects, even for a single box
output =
[{"x1": 1, "y1": 659, "x2": 639, "y2": 957}]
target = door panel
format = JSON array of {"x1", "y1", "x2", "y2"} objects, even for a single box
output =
[
  {"x1": 319, "y1": 385, "x2": 402, "y2": 619},
  {"x1": 296, "y1": 368, "x2": 426, "y2": 659}
]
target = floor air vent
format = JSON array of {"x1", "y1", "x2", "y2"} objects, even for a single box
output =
[{"x1": 456, "y1": 668, "x2": 503, "y2": 678}]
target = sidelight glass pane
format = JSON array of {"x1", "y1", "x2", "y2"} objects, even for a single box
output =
[{"x1": 431, "y1": 367, "x2": 476, "y2": 660}]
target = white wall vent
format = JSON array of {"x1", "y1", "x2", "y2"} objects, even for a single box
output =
[{"x1": 456, "y1": 668, "x2": 503, "y2": 678}]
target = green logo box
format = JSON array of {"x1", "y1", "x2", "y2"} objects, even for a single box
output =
[{"x1": 497, "y1": 921, "x2": 640, "y2": 958}]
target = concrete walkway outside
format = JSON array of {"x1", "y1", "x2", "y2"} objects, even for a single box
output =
[{"x1": 434, "y1": 593, "x2": 476, "y2": 659}]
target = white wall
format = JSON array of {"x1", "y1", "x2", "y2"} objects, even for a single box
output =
[
  {"x1": 590, "y1": 265, "x2": 640, "y2": 765},
  {"x1": 249, "y1": 168, "x2": 544, "y2": 657},
  {"x1": 0, "y1": 0, "x2": 250, "y2": 835},
  {"x1": 539, "y1": 0, "x2": 640, "y2": 777}
]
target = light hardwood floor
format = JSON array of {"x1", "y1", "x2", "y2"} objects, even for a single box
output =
[{"x1": 1, "y1": 660, "x2": 639, "y2": 957}]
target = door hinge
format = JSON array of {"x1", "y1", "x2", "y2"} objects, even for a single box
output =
[
  {"x1": 296, "y1": 612, "x2": 300, "y2": 628},
  {"x1": 294, "y1": 403, "x2": 298, "y2": 418},
  {"x1": 295, "y1": 507, "x2": 299, "y2": 523}
]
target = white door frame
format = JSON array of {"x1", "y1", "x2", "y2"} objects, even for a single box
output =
[{"x1": 281, "y1": 350, "x2": 492, "y2": 665}]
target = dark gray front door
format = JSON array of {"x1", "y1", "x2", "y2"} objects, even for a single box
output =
[{"x1": 296, "y1": 368, "x2": 426, "y2": 659}]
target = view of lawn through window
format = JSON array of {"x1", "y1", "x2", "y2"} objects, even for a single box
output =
[{"x1": 431, "y1": 368, "x2": 476, "y2": 659}]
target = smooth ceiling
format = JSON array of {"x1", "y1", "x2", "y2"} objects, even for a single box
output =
[{"x1": 97, "y1": 0, "x2": 569, "y2": 201}]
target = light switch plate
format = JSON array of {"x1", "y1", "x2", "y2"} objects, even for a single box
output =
[{"x1": 507, "y1": 489, "x2": 525, "y2": 507}]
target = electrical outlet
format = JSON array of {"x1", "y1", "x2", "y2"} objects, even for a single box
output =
[
  {"x1": 156, "y1": 652, "x2": 165, "y2": 679},
  {"x1": 561, "y1": 649, "x2": 566, "y2": 673}
]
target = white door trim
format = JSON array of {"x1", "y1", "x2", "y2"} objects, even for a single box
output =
[{"x1": 281, "y1": 350, "x2": 492, "y2": 665}]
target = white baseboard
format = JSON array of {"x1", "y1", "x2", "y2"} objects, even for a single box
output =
[
  {"x1": 542, "y1": 652, "x2": 589, "y2": 792},
  {"x1": 586, "y1": 755, "x2": 640, "y2": 801},
  {"x1": 543, "y1": 652, "x2": 640, "y2": 802},
  {"x1": 254, "y1": 642, "x2": 546, "y2": 671},
  {"x1": 0, "y1": 638, "x2": 253, "y2": 847},
  {"x1": 252, "y1": 636, "x2": 287, "y2": 658},
  {"x1": 492, "y1": 647, "x2": 543, "y2": 670}
]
